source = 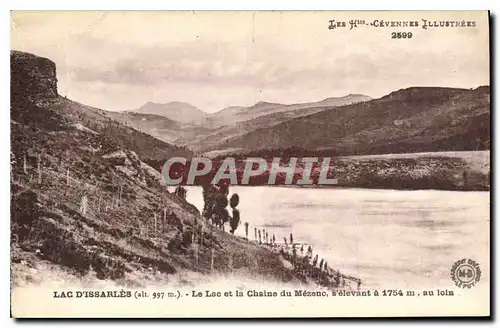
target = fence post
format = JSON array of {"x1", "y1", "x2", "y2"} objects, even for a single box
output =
[
  {"x1": 195, "y1": 232, "x2": 199, "y2": 264},
  {"x1": 153, "y1": 212, "x2": 157, "y2": 236},
  {"x1": 118, "y1": 185, "x2": 123, "y2": 207},
  {"x1": 210, "y1": 247, "x2": 215, "y2": 273},
  {"x1": 37, "y1": 154, "x2": 41, "y2": 184},
  {"x1": 79, "y1": 195, "x2": 88, "y2": 215},
  {"x1": 23, "y1": 153, "x2": 27, "y2": 174}
]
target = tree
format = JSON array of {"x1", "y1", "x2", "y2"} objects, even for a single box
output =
[
  {"x1": 289, "y1": 233, "x2": 294, "y2": 245},
  {"x1": 312, "y1": 254, "x2": 318, "y2": 267},
  {"x1": 229, "y1": 193, "x2": 239, "y2": 208},
  {"x1": 201, "y1": 183, "x2": 216, "y2": 221},
  {"x1": 213, "y1": 194, "x2": 229, "y2": 230},
  {"x1": 230, "y1": 209, "x2": 240, "y2": 234},
  {"x1": 203, "y1": 183, "x2": 230, "y2": 230},
  {"x1": 174, "y1": 185, "x2": 187, "y2": 199},
  {"x1": 229, "y1": 193, "x2": 240, "y2": 234},
  {"x1": 307, "y1": 246, "x2": 313, "y2": 259}
]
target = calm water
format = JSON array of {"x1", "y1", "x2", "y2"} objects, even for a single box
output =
[{"x1": 185, "y1": 186, "x2": 490, "y2": 289}]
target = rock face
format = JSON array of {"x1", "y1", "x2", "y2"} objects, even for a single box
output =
[{"x1": 11, "y1": 50, "x2": 58, "y2": 105}]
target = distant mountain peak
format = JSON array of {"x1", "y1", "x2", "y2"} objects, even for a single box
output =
[
  {"x1": 249, "y1": 101, "x2": 283, "y2": 108},
  {"x1": 344, "y1": 93, "x2": 371, "y2": 98},
  {"x1": 142, "y1": 100, "x2": 196, "y2": 107},
  {"x1": 321, "y1": 94, "x2": 372, "y2": 102},
  {"x1": 133, "y1": 101, "x2": 207, "y2": 123},
  {"x1": 166, "y1": 101, "x2": 193, "y2": 106}
]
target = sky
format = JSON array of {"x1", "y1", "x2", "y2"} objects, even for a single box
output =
[{"x1": 11, "y1": 11, "x2": 490, "y2": 113}]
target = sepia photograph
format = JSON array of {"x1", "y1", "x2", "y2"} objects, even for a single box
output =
[{"x1": 9, "y1": 10, "x2": 490, "y2": 318}]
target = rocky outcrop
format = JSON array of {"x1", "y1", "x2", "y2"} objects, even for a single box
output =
[{"x1": 11, "y1": 50, "x2": 58, "y2": 106}]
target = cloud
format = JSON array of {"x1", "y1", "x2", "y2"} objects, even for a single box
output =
[{"x1": 12, "y1": 11, "x2": 490, "y2": 112}]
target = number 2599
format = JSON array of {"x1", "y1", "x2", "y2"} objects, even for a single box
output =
[{"x1": 391, "y1": 32, "x2": 413, "y2": 39}]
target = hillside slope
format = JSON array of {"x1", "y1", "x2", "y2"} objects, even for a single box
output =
[
  {"x1": 106, "y1": 111, "x2": 213, "y2": 145},
  {"x1": 179, "y1": 95, "x2": 371, "y2": 152},
  {"x1": 10, "y1": 50, "x2": 301, "y2": 287},
  {"x1": 184, "y1": 103, "x2": 364, "y2": 153},
  {"x1": 202, "y1": 94, "x2": 371, "y2": 129},
  {"x1": 216, "y1": 87, "x2": 490, "y2": 155}
]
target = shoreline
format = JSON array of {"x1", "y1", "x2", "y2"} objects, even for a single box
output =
[
  {"x1": 179, "y1": 150, "x2": 490, "y2": 192},
  {"x1": 239, "y1": 184, "x2": 491, "y2": 192}
]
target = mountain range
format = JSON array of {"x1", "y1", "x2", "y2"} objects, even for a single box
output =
[
  {"x1": 209, "y1": 86, "x2": 490, "y2": 156},
  {"x1": 118, "y1": 94, "x2": 372, "y2": 148},
  {"x1": 121, "y1": 86, "x2": 489, "y2": 157}
]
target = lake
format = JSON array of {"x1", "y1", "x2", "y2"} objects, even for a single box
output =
[{"x1": 185, "y1": 186, "x2": 490, "y2": 289}]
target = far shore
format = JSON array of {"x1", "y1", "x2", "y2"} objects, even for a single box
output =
[{"x1": 182, "y1": 150, "x2": 490, "y2": 192}]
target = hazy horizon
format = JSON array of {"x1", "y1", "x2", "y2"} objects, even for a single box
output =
[
  {"x1": 110, "y1": 86, "x2": 488, "y2": 114},
  {"x1": 11, "y1": 11, "x2": 489, "y2": 113}
]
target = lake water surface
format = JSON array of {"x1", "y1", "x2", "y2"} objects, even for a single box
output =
[{"x1": 185, "y1": 186, "x2": 490, "y2": 289}]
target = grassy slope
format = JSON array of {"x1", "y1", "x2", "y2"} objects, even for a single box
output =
[
  {"x1": 107, "y1": 111, "x2": 214, "y2": 145},
  {"x1": 218, "y1": 87, "x2": 490, "y2": 155},
  {"x1": 51, "y1": 99, "x2": 193, "y2": 162},
  {"x1": 11, "y1": 95, "x2": 298, "y2": 286},
  {"x1": 183, "y1": 106, "x2": 332, "y2": 153},
  {"x1": 184, "y1": 95, "x2": 372, "y2": 153}
]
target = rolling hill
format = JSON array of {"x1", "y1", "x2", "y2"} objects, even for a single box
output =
[
  {"x1": 105, "y1": 111, "x2": 211, "y2": 145},
  {"x1": 182, "y1": 102, "x2": 359, "y2": 153},
  {"x1": 121, "y1": 94, "x2": 371, "y2": 149},
  {"x1": 202, "y1": 94, "x2": 372, "y2": 128},
  {"x1": 208, "y1": 86, "x2": 490, "y2": 156}
]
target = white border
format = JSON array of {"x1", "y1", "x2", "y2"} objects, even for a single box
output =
[{"x1": 2, "y1": 1, "x2": 497, "y2": 326}]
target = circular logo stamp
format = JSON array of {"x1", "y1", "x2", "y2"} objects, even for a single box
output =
[{"x1": 451, "y1": 258, "x2": 481, "y2": 288}]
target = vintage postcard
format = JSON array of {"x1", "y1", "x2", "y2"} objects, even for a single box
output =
[{"x1": 10, "y1": 11, "x2": 490, "y2": 318}]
